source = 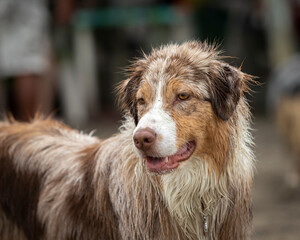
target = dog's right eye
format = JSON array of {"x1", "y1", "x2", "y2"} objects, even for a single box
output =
[
  {"x1": 177, "y1": 93, "x2": 190, "y2": 101},
  {"x1": 137, "y1": 98, "x2": 145, "y2": 105}
]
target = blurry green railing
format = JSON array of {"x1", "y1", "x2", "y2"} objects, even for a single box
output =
[{"x1": 72, "y1": 6, "x2": 185, "y2": 29}]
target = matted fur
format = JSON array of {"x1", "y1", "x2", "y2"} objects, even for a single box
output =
[{"x1": 0, "y1": 41, "x2": 254, "y2": 240}]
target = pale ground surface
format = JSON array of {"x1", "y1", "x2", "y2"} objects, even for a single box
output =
[
  {"x1": 91, "y1": 117, "x2": 300, "y2": 239},
  {"x1": 252, "y1": 118, "x2": 300, "y2": 240}
]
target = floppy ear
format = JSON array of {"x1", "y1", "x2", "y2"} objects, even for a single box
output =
[
  {"x1": 117, "y1": 69, "x2": 144, "y2": 125},
  {"x1": 209, "y1": 65, "x2": 242, "y2": 121}
]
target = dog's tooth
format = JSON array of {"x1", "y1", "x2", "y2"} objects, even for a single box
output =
[{"x1": 166, "y1": 157, "x2": 169, "y2": 163}]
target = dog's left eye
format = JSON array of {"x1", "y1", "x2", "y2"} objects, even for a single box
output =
[
  {"x1": 177, "y1": 93, "x2": 190, "y2": 101},
  {"x1": 137, "y1": 98, "x2": 145, "y2": 105}
]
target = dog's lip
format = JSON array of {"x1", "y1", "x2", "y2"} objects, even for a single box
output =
[{"x1": 145, "y1": 141, "x2": 196, "y2": 173}]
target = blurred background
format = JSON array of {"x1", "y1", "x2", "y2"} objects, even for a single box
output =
[{"x1": 0, "y1": 0, "x2": 299, "y2": 239}]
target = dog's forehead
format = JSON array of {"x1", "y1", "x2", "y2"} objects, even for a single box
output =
[
  {"x1": 142, "y1": 60, "x2": 186, "y2": 88},
  {"x1": 140, "y1": 57, "x2": 208, "y2": 96},
  {"x1": 134, "y1": 43, "x2": 221, "y2": 100},
  {"x1": 143, "y1": 48, "x2": 213, "y2": 83},
  {"x1": 143, "y1": 57, "x2": 172, "y2": 82}
]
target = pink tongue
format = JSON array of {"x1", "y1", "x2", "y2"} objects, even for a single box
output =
[
  {"x1": 146, "y1": 141, "x2": 195, "y2": 172},
  {"x1": 146, "y1": 157, "x2": 171, "y2": 170}
]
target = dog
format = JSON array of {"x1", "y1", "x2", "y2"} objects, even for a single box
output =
[
  {"x1": 0, "y1": 41, "x2": 254, "y2": 240},
  {"x1": 277, "y1": 94, "x2": 300, "y2": 187}
]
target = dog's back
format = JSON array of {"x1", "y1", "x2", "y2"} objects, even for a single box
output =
[{"x1": 0, "y1": 119, "x2": 121, "y2": 240}]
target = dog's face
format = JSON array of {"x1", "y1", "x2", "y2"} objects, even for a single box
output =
[{"x1": 119, "y1": 42, "x2": 244, "y2": 174}]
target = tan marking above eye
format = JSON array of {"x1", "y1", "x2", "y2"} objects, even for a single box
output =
[{"x1": 177, "y1": 93, "x2": 190, "y2": 101}]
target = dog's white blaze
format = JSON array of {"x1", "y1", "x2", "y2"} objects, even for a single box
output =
[{"x1": 133, "y1": 80, "x2": 177, "y2": 157}]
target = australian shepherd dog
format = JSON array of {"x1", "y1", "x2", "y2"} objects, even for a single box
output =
[{"x1": 0, "y1": 41, "x2": 254, "y2": 240}]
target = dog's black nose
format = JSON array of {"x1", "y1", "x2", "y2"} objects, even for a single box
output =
[{"x1": 133, "y1": 128, "x2": 156, "y2": 151}]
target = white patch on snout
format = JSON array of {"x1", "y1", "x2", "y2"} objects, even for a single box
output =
[{"x1": 133, "y1": 79, "x2": 177, "y2": 157}]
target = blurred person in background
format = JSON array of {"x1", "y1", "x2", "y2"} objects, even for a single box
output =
[
  {"x1": 0, "y1": 0, "x2": 55, "y2": 121},
  {"x1": 267, "y1": 0, "x2": 300, "y2": 188}
]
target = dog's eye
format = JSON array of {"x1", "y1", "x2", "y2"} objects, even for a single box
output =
[
  {"x1": 177, "y1": 93, "x2": 190, "y2": 101},
  {"x1": 137, "y1": 98, "x2": 145, "y2": 105}
]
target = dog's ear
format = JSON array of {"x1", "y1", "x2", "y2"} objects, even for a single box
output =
[
  {"x1": 209, "y1": 64, "x2": 242, "y2": 121},
  {"x1": 117, "y1": 66, "x2": 144, "y2": 125}
]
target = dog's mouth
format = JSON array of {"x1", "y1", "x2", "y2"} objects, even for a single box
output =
[{"x1": 146, "y1": 141, "x2": 196, "y2": 173}]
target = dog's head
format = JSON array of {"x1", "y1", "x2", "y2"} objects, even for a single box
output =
[{"x1": 118, "y1": 41, "x2": 248, "y2": 174}]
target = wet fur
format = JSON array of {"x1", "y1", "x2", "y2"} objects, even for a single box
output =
[{"x1": 0, "y1": 41, "x2": 254, "y2": 240}]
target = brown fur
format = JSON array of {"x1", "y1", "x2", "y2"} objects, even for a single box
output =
[{"x1": 0, "y1": 41, "x2": 254, "y2": 240}]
